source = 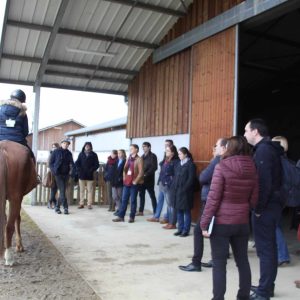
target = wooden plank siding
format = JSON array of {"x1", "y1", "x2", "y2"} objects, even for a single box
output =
[
  {"x1": 127, "y1": 0, "x2": 243, "y2": 138},
  {"x1": 189, "y1": 27, "x2": 236, "y2": 220},
  {"x1": 127, "y1": 50, "x2": 191, "y2": 138}
]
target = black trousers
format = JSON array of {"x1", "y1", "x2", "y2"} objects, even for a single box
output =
[
  {"x1": 138, "y1": 184, "x2": 157, "y2": 213},
  {"x1": 252, "y1": 204, "x2": 282, "y2": 298},
  {"x1": 210, "y1": 224, "x2": 251, "y2": 300},
  {"x1": 192, "y1": 200, "x2": 206, "y2": 266},
  {"x1": 55, "y1": 175, "x2": 69, "y2": 210}
]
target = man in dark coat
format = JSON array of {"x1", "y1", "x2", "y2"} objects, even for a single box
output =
[
  {"x1": 137, "y1": 142, "x2": 158, "y2": 215},
  {"x1": 75, "y1": 142, "x2": 99, "y2": 209},
  {"x1": 179, "y1": 137, "x2": 227, "y2": 272},
  {"x1": 49, "y1": 139, "x2": 75, "y2": 215},
  {"x1": 244, "y1": 119, "x2": 283, "y2": 300}
]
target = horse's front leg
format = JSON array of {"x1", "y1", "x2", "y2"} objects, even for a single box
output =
[
  {"x1": 15, "y1": 213, "x2": 24, "y2": 252},
  {"x1": 4, "y1": 200, "x2": 21, "y2": 266}
]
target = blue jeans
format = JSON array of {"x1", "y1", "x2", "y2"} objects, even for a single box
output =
[
  {"x1": 177, "y1": 209, "x2": 191, "y2": 233},
  {"x1": 154, "y1": 190, "x2": 164, "y2": 219},
  {"x1": 118, "y1": 185, "x2": 139, "y2": 220},
  {"x1": 276, "y1": 224, "x2": 290, "y2": 263}
]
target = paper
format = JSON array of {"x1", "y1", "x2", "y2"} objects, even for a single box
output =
[{"x1": 208, "y1": 216, "x2": 215, "y2": 235}]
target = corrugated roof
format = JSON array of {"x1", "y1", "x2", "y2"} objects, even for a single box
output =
[
  {"x1": 0, "y1": 0, "x2": 193, "y2": 96},
  {"x1": 65, "y1": 116, "x2": 127, "y2": 136}
]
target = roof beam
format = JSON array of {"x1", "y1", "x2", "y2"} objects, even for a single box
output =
[
  {"x1": 153, "y1": 0, "x2": 300, "y2": 63},
  {"x1": 35, "y1": 0, "x2": 70, "y2": 88},
  {"x1": 103, "y1": 0, "x2": 185, "y2": 17},
  {"x1": 1, "y1": 53, "x2": 137, "y2": 76},
  {"x1": 59, "y1": 28, "x2": 158, "y2": 49},
  {"x1": 7, "y1": 20, "x2": 158, "y2": 49},
  {"x1": 0, "y1": 78, "x2": 128, "y2": 96},
  {"x1": 0, "y1": 0, "x2": 11, "y2": 64},
  {"x1": 45, "y1": 70, "x2": 130, "y2": 85}
]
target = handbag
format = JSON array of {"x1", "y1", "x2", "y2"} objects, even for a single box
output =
[{"x1": 42, "y1": 170, "x2": 53, "y2": 188}]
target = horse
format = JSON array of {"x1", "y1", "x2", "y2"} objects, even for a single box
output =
[{"x1": 0, "y1": 140, "x2": 38, "y2": 266}]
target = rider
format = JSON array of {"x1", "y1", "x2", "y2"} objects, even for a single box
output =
[{"x1": 0, "y1": 89, "x2": 35, "y2": 160}]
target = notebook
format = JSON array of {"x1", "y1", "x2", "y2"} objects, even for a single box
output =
[{"x1": 208, "y1": 216, "x2": 215, "y2": 235}]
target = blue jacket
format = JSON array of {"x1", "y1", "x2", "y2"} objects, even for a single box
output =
[
  {"x1": 49, "y1": 148, "x2": 74, "y2": 176},
  {"x1": 111, "y1": 159, "x2": 126, "y2": 187},
  {"x1": 199, "y1": 155, "x2": 221, "y2": 201},
  {"x1": 75, "y1": 150, "x2": 99, "y2": 181},
  {"x1": 158, "y1": 158, "x2": 179, "y2": 188},
  {"x1": 0, "y1": 99, "x2": 29, "y2": 143},
  {"x1": 253, "y1": 138, "x2": 283, "y2": 214}
]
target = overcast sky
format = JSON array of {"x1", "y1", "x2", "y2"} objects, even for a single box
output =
[{"x1": 0, "y1": 83, "x2": 128, "y2": 130}]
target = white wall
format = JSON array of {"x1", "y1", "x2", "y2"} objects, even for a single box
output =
[
  {"x1": 74, "y1": 129, "x2": 131, "y2": 163},
  {"x1": 132, "y1": 134, "x2": 190, "y2": 214}
]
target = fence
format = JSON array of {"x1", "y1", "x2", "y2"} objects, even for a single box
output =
[{"x1": 36, "y1": 162, "x2": 108, "y2": 206}]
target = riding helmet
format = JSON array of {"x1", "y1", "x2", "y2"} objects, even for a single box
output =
[{"x1": 10, "y1": 89, "x2": 26, "y2": 103}]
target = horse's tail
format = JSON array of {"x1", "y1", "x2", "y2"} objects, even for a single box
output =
[{"x1": 0, "y1": 148, "x2": 7, "y2": 258}]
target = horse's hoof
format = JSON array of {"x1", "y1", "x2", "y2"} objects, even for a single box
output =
[
  {"x1": 16, "y1": 246, "x2": 24, "y2": 252},
  {"x1": 4, "y1": 248, "x2": 14, "y2": 266}
]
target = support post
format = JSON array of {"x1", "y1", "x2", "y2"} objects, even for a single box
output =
[{"x1": 30, "y1": 85, "x2": 41, "y2": 205}]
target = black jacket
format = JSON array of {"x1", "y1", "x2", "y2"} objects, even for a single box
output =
[
  {"x1": 199, "y1": 156, "x2": 221, "y2": 201},
  {"x1": 75, "y1": 145, "x2": 99, "y2": 181},
  {"x1": 253, "y1": 138, "x2": 284, "y2": 214},
  {"x1": 0, "y1": 99, "x2": 29, "y2": 143},
  {"x1": 111, "y1": 159, "x2": 126, "y2": 187},
  {"x1": 49, "y1": 148, "x2": 74, "y2": 176},
  {"x1": 142, "y1": 151, "x2": 158, "y2": 186},
  {"x1": 172, "y1": 159, "x2": 196, "y2": 210}
]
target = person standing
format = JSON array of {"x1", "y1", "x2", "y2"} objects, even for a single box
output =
[
  {"x1": 75, "y1": 142, "x2": 99, "y2": 209},
  {"x1": 49, "y1": 139, "x2": 75, "y2": 215},
  {"x1": 112, "y1": 149, "x2": 126, "y2": 216},
  {"x1": 104, "y1": 150, "x2": 118, "y2": 211},
  {"x1": 137, "y1": 142, "x2": 158, "y2": 215},
  {"x1": 179, "y1": 137, "x2": 227, "y2": 272},
  {"x1": 147, "y1": 145, "x2": 179, "y2": 223},
  {"x1": 244, "y1": 119, "x2": 284, "y2": 300},
  {"x1": 271, "y1": 136, "x2": 291, "y2": 266},
  {"x1": 172, "y1": 147, "x2": 196, "y2": 237},
  {"x1": 47, "y1": 142, "x2": 59, "y2": 209},
  {"x1": 113, "y1": 144, "x2": 144, "y2": 223},
  {"x1": 201, "y1": 136, "x2": 258, "y2": 300}
]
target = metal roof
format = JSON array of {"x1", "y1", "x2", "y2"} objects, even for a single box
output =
[
  {"x1": 65, "y1": 116, "x2": 127, "y2": 136},
  {"x1": 0, "y1": 0, "x2": 192, "y2": 96}
]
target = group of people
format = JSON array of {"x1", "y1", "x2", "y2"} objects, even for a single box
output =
[
  {"x1": 1, "y1": 89, "x2": 299, "y2": 300},
  {"x1": 106, "y1": 141, "x2": 197, "y2": 237}
]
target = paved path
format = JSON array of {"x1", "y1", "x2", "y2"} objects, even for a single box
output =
[{"x1": 23, "y1": 205, "x2": 300, "y2": 300}]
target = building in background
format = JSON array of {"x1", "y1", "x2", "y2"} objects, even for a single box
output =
[
  {"x1": 65, "y1": 117, "x2": 129, "y2": 163},
  {"x1": 27, "y1": 119, "x2": 84, "y2": 161}
]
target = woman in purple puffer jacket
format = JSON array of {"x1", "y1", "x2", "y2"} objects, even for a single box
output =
[{"x1": 201, "y1": 136, "x2": 258, "y2": 300}]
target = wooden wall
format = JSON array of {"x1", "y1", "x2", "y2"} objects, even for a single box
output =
[
  {"x1": 127, "y1": 0, "x2": 243, "y2": 138},
  {"x1": 127, "y1": 49, "x2": 190, "y2": 138},
  {"x1": 189, "y1": 27, "x2": 236, "y2": 219}
]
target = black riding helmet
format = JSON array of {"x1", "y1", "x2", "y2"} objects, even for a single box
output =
[{"x1": 10, "y1": 89, "x2": 26, "y2": 103}]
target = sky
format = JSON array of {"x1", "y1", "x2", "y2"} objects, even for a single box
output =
[{"x1": 0, "y1": 83, "x2": 128, "y2": 130}]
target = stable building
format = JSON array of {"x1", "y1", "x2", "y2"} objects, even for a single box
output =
[{"x1": 0, "y1": 0, "x2": 300, "y2": 212}]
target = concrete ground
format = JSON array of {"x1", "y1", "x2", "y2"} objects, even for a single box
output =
[{"x1": 23, "y1": 205, "x2": 300, "y2": 300}]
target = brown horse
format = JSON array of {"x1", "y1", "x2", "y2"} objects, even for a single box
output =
[{"x1": 0, "y1": 140, "x2": 37, "y2": 266}]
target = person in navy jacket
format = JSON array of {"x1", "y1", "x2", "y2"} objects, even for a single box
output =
[{"x1": 75, "y1": 142, "x2": 99, "y2": 209}]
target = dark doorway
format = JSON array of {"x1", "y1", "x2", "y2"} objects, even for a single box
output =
[{"x1": 238, "y1": 8, "x2": 300, "y2": 161}]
